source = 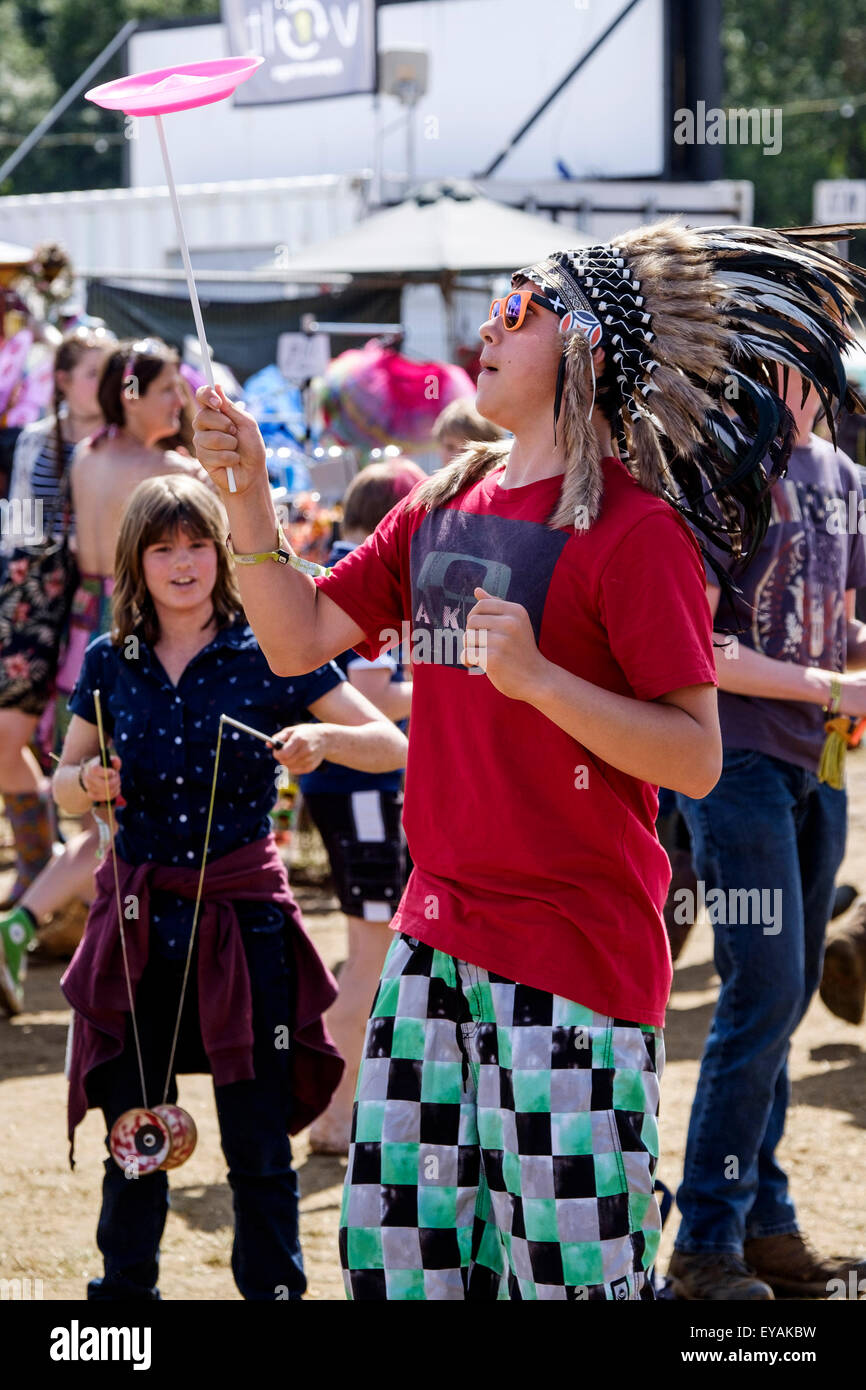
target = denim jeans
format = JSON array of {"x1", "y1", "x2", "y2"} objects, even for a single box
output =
[
  {"x1": 674, "y1": 747, "x2": 847, "y2": 1253},
  {"x1": 86, "y1": 924, "x2": 304, "y2": 1301}
]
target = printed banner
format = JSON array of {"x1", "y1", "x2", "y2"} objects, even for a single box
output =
[{"x1": 220, "y1": 0, "x2": 377, "y2": 104}]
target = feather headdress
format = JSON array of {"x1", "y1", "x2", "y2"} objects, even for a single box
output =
[
  {"x1": 512, "y1": 218, "x2": 866, "y2": 574},
  {"x1": 411, "y1": 218, "x2": 866, "y2": 586}
]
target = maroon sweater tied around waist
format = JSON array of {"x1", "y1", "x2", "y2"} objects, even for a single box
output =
[{"x1": 61, "y1": 834, "x2": 343, "y2": 1161}]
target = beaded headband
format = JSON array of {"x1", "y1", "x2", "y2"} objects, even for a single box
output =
[
  {"x1": 513, "y1": 245, "x2": 659, "y2": 433},
  {"x1": 510, "y1": 221, "x2": 866, "y2": 578}
]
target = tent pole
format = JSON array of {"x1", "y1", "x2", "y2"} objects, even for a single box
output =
[
  {"x1": 442, "y1": 272, "x2": 457, "y2": 361},
  {"x1": 373, "y1": 91, "x2": 382, "y2": 207},
  {"x1": 477, "y1": 0, "x2": 642, "y2": 178}
]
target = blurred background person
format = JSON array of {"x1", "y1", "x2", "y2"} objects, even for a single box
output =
[
  {"x1": 301, "y1": 457, "x2": 423, "y2": 1153},
  {"x1": 0, "y1": 341, "x2": 211, "y2": 1007},
  {"x1": 57, "y1": 338, "x2": 209, "y2": 740},
  {"x1": 161, "y1": 364, "x2": 201, "y2": 459},
  {"x1": 431, "y1": 398, "x2": 507, "y2": 466},
  {"x1": 0, "y1": 326, "x2": 111, "y2": 908},
  {"x1": 669, "y1": 367, "x2": 866, "y2": 1300}
]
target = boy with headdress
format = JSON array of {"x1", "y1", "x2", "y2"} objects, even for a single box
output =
[{"x1": 192, "y1": 218, "x2": 866, "y2": 1301}]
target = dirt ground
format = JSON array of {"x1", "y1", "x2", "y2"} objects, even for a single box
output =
[{"x1": 2, "y1": 765, "x2": 865, "y2": 1303}]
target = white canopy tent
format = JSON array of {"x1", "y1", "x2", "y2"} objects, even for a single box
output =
[
  {"x1": 272, "y1": 182, "x2": 589, "y2": 280},
  {"x1": 266, "y1": 181, "x2": 591, "y2": 359},
  {"x1": 0, "y1": 240, "x2": 33, "y2": 271}
]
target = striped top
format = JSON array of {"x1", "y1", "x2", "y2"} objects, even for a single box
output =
[
  {"x1": 31, "y1": 430, "x2": 74, "y2": 513},
  {"x1": 2, "y1": 416, "x2": 76, "y2": 555}
]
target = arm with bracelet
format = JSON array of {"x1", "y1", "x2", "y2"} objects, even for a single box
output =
[
  {"x1": 225, "y1": 523, "x2": 333, "y2": 577},
  {"x1": 54, "y1": 721, "x2": 122, "y2": 817},
  {"x1": 706, "y1": 583, "x2": 866, "y2": 789},
  {"x1": 818, "y1": 675, "x2": 852, "y2": 790}
]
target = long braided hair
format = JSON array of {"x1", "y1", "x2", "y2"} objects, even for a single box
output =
[
  {"x1": 51, "y1": 327, "x2": 113, "y2": 478},
  {"x1": 410, "y1": 218, "x2": 866, "y2": 588}
]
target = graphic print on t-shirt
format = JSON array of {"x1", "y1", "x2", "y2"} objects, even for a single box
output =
[
  {"x1": 752, "y1": 477, "x2": 847, "y2": 668},
  {"x1": 409, "y1": 508, "x2": 568, "y2": 670}
]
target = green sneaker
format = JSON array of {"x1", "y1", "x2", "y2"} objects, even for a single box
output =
[{"x1": 0, "y1": 907, "x2": 36, "y2": 1016}]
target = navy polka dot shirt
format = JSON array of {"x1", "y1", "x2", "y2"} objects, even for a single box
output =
[{"x1": 69, "y1": 616, "x2": 343, "y2": 957}]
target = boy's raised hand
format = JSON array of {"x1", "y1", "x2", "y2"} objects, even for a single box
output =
[{"x1": 192, "y1": 384, "x2": 268, "y2": 494}]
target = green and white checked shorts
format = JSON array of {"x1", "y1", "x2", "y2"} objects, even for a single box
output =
[{"x1": 339, "y1": 933, "x2": 664, "y2": 1300}]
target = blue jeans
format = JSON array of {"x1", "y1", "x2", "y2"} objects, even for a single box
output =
[
  {"x1": 86, "y1": 925, "x2": 304, "y2": 1301},
  {"x1": 674, "y1": 747, "x2": 847, "y2": 1253}
]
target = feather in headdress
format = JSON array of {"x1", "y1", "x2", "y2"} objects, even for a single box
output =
[
  {"x1": 513, "y1": 219, "x2": 866, "y2": 573},
  {"x1": 409, "y1": 219, "x2": 866, "y2": 601}
]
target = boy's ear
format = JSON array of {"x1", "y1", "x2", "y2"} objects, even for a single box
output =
[{"x1": 591, "y1": 346, "x2": 606, "y2": 374}]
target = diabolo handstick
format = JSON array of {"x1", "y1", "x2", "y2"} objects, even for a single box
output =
[{"x1": 220, "y1": 713, "x2": 285, "y2": 749}]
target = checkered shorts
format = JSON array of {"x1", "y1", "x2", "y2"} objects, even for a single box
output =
[{"x1": 339, "y1": 933, "x2": 664, "y2": 1300}]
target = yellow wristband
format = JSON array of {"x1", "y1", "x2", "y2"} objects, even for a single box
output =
[
  {"x1": 225, "y1": 527, "x2": 289, "y2": 566},
  {"x1": 225, "y1": 528, "x2": 333, "y2": 578},
  {"x1": 824, "y1": 676, "x2": 842, "y2": 716}
]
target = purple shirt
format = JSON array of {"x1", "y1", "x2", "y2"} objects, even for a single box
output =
[{"x1": 710, "y1": 436, "x2": 866, "y2": 773}]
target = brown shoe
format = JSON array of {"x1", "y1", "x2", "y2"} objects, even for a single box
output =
[
  {"x1": 831, "y1": 883, "x2": 858, "y2": 920},
  {"x1": 668, "y1": 1250, "x2": 774, "y2": 1300},
  {"x1": 744, "y1": 1232, "x2": 866, "y2": 1299},
  {"x1": 820, "y1": 899, "x2": 866, "y2": 1024}
]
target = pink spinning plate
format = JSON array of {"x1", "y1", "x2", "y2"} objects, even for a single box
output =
[
  {"x1": 85, "y1": 57, "x2": 264, "y2": 117},
  {"x1": 83, "y1": 57, "x2": 263, "y2": 494}
]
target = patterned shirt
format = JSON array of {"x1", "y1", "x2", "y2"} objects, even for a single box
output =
[
  {"x1": 3, "y1": 419, "x2": 74, "y2": 557},
  {"x1": 68, "y1": 616, "x2": 343, "y2": 955},
  {"x1": 709, "y1": 436, "x2": 866, "y2": 772}
]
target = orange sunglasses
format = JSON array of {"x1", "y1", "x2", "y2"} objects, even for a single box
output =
[{"x1": 489, "y1": 290, "x2": 561, "y2": 331}]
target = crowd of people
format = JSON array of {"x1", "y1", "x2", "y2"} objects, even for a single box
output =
[{"x1": 1, "y1": 215, "x2": 866, "y2": 1302}]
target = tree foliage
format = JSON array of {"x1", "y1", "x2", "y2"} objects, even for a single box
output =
[
  {"x1": 722, "y1": 0, "x2": 866, "y2": 227},
  {"x1": 0, "y1": 1, "x2": 216, "y2": 195},
  {"x1": 1, "y1": 0, "x2": 865, "y2": 225}
]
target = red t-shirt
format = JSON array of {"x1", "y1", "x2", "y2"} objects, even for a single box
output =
[{"x1": 315, "y1": 457, "x2": 717, "y2": 1025}]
